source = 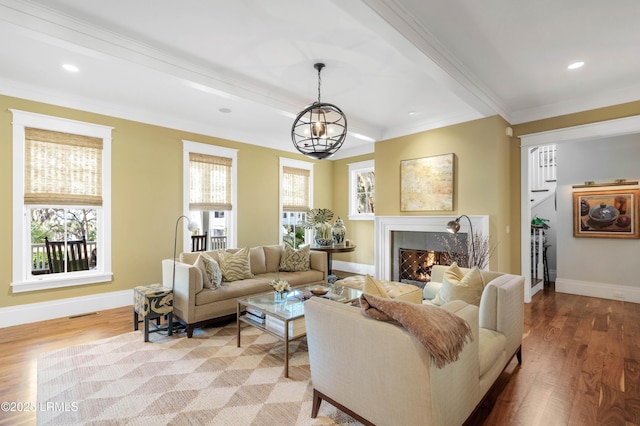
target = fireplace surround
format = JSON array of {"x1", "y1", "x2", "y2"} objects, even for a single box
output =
[{"x1": 375, "y1": 215, "x2": 489, "y2": 281}]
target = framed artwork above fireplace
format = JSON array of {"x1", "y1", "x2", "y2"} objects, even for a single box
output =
[{"x1": 400, "y1": 153, "x2": 454, "y2": 211}]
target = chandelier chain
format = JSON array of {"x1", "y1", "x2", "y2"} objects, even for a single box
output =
[{"x1": 317, "y1": 67, "x2": 322, "y2": 103}]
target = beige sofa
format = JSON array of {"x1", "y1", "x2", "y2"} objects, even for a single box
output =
[
  {"x1": 162, "y1": 245, "x2": 327, "y2": 337},
  {"x1": 305, "y1": 266, "x2": 524, "y2": 425}
]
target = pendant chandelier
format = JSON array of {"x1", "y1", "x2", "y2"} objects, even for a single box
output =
[{"x1": 291, "y1": 63, "x2": 347, "y2": 160}]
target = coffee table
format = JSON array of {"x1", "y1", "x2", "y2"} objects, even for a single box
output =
[{"x1": 237, "y1": 283, "x2": 362, "y2": 378}]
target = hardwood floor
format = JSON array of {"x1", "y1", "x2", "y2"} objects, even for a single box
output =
[
  {"x1": 2, "y1": 283, "x2": 639, "y2": 425},
  {"x1": 0, "y1": 309, "x2": 133, "y2": 426}
]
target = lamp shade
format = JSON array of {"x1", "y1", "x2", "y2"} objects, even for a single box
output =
[
  {"x1": 444, "y1": 215, "x2": 476, "y2": 268},
  {"x1": 446, "y1": 219, "x2": 461, "y2": 234}
]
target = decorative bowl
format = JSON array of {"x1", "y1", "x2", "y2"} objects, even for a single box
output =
[
  {"x1": 310, "y1": 286, "x2": 328, "y2": 296},
  {"x1": 315, "y1": 238, "x2": 334, "y2": 247},
  {"x1": 589, "y1": 202, "x2": 619, "y2": 226}
]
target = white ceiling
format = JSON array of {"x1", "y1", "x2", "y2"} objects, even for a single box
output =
[{"x1": 1, "y1": 0, "x2": 639, "y2": 159}]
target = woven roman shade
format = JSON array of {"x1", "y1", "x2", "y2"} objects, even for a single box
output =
[
  {"x1": 24, "y1": 128, "x2": 103, "y2": 206},
  {"x1": 189, "y1": 153, "x2": 232, "y2": 211},
  {"x1": 282, "y1": 166, "x2": 310, "y2": 212}
]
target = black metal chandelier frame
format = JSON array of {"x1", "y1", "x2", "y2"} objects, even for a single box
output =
[{"x1": 291, "y1": 63, "x2": 347, "y2": 160}]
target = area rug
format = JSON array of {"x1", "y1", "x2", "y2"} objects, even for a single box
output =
[{"x1": 37, "y1": 322, "x2": 361, "y2": 425}]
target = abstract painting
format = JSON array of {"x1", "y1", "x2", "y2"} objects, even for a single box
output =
[{"x1": 400, "y1": 153, "x2": 454, "y2": 211}]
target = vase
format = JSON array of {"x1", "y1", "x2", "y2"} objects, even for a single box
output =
[
  {"x1": 314, "y1": 224, "x2": 333, "y2": 246},
  {"x1": 274, "y1": 291, "x2": 288, "y2": 304},
  {"x1": 332, "y1": 216, "x2": 346, "y2": 245}
]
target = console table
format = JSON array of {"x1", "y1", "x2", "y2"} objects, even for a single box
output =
[{"x1": 309, "y1": 245, "x2": 356, "y2": 275}]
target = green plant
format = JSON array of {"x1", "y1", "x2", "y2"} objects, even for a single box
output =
[
  {"x1": 283, "y1": 227, "x2": 305, "y2": 249},
  {"x1": 300, "y1": 208, "x2": 334, "y2": 238},
  {"x1": 531, "y1": 216, "x2": 550, "y2": 229}
]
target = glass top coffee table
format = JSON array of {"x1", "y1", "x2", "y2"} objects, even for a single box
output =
[{"x1": 236, "y1": 283, "x2": 362, "y2": 378}]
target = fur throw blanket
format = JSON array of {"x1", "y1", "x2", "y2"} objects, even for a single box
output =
[{"x1": 359, "y1": 293, "x2": 473, "y2": 368}]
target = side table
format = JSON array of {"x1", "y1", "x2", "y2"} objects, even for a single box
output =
[
  {"x1": 133, "y1": 284, "x2": 174, "y2": 342},
  {"x1": 309, "y1": 245, "x2": 356, "y2": 276}
]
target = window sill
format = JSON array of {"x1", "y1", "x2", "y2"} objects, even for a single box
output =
[
  {"x1": 348, "y1": 215, "x2": 375, "y2": 221},
  {"x1": 11, "y1": 271, "x2": 114, "y2": 293}
]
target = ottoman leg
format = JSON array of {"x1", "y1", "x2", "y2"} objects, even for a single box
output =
[
  {"x1": 144, "y1": 317, "x2": 150, "y2": 342},
  {"x1": 133, "y1": 310, "x2": 139, "y2": 331}
]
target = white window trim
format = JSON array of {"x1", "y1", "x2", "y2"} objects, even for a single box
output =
[
  {"x1": 348, "y1": 159, "x2": 375, "y2": 221},
  {"x1": 279, "y1": 157, "x2": 314, "y2": 245},
  {"x1": 183, "y1": 140, "x2": 238, "y2": 250},
  {"x1": 11, "y1": 109, "x2": 113, "y2": 293}
]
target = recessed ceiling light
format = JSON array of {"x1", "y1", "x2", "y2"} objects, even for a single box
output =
[
  {"x1": 218, "y1": 108, "x2": 232, "y2": 114},
  {"x1": 408, "y1": 111, "x2": 417, "y2": 116},
  {"x1": 62, "y1": 63, "x2": 79, "y2": 72},
  {"x1": 568, "y1": 61, "x2": 584, "y2": 70}
]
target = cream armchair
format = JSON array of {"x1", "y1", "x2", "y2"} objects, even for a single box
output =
[{"x1": 304, "y1": 270, "x2": 524, "y2": 425}]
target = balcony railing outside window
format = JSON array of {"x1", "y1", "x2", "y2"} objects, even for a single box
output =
[{"x1": 31, "y1": 241, "x2": 98, "y2": 275}]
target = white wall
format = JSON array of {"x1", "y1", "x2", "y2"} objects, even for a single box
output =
[
  {"x1": 556, "y1": 133, "x2": 640, "y2": 301},
  {"x1": 531, "y1": 194, "x2": 557, "y2": 280}
]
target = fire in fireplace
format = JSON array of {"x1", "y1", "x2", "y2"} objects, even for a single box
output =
[{"x1": 399, "y1": 248, "x2": 452, "y2": 288}]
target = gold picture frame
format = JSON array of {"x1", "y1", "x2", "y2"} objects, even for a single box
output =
[
  {"x1": 573, "y1": 188, "x2": 639, "y2": 239},
  {"x1": 400, "y1": 153, "x2": 454, "y2": 211}
]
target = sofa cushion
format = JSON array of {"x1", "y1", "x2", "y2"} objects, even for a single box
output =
[
  {"x1": 279, "y1": 244, "x2": 310, "y2": 272},
  {"x1": 195, "y1": 278, "x2": 272, "y2": 306},
  {"x1": 433, "y1": 263, "x2": 484, "y2": 306},
  {"x1": 263, "y1": 245, "x2": 283, "y2": 272},
  {"x1": 195, "y1": 253, "x2": 222, "y2": 289},
  {"x1": 249, "y1": 246, "x2": 267, "y2": 275},
  {"x1": 338, "y1": 275, "x2": 423, "y2": 304},
  {"x1": 423, "y1": 281, "x2": 442, "y2": 300},
  {"x1": 363, "y1": 275, "x2": 390, "y2": 298},
  {"x1": 218, "y1": 247, "x2": 254, "y2": 281},
  {"x1": 181, "y1": 250, "x2": 219, "y2": 265},
  {"x1": 478, "y1": 328, "x2": 506, "y2": 377}
]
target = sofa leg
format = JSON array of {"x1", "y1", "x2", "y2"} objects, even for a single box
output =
[
  {"x1": 516, "y1": 346, "x2": 522, "y2": 364},
  {"x1": 311, "y1": 389, "x2": 322, "y2": 418},
  {"x1": 186, "y1": 325, "x2": 195, "y2": 338}
]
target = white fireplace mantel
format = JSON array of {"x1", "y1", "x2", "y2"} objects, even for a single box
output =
[{"x1": 375, "y1": 215, "x2": 489, "y2": 280}]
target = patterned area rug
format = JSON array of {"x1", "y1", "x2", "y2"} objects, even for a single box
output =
[{"x1": 37, "y1": 322, "x2": 361, "y2": 425}]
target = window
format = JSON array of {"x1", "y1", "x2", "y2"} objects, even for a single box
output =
[
  {"x1": 183, "y1": 141, "x2": 237, "y2": 251},
  {"x1": 280, "y1": 158, "x2": 313, "y2": 248},
  {"x1": 348, "y1": 160, "x2": 375, "y2": 220},
  {"x1": 11, "y1": 110, "x2": 113, "y2": 292}
]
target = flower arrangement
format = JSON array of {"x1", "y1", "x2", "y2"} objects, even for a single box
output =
[{"x1": 270, "y1": 274, "x2": 291, "y2": 294}]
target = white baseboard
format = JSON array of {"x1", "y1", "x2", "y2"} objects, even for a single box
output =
[
  {"x1": 0, "y1": 290, "x2": 132, "y2": 328},
  {"x1": 331, "y1": 260, "x2": 374, "y2": 276},
  {"x1": 530, "y1": 280, "x2": 544, "y2": 298},
  {"x1": 556, "y1": 278, "x2": 640, "y2": 303}
]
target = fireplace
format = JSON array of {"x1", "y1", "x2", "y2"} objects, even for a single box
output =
[
  {"x1": 399, "y1": 248, "x2": 450, "y2": 287},
  {"x1": 375, "y1": 215, "x2": 489, "y2": 281}
]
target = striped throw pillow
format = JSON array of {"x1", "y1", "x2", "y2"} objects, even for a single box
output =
[{"x1": 218, "y1": 247, "x2": 253, "y2": 282}]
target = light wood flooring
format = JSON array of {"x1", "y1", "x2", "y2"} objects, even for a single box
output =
[{"x1": 1, "y1": 281, "x2": 639, "y2": 425}]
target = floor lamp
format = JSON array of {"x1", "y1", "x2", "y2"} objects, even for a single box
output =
[
  {"x1": 446, "y1": 215, "x2": 476, "y2": 267},
  {"x1": 173, "y1": 215, "x2": 198, "y2": 291}
]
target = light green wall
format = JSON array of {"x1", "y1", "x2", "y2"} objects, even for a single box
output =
[
  {"x1": 330, "y1": 153, "x2": 375, "y2": 266},
  {"x1": 374, "y1": 116, "x2": 516, "y2": 273},
  {"x1": 512, "y1": 100, "x2": 640, "y2": 137},
  {"x1": 0, "y1": 95, "x2": 331, "y2": 309},
  {"x1": 4, "y1": 92, "x2": 639, "y2": 310}
]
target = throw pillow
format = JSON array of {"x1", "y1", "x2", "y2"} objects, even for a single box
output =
[
  {"x1": 194, "y1": 253, "x2": 222, "y2": 289},
  {"x1": 433, "y1": 262, "x2": 485, "y2": 306},
  {"x1": 279, "y1": 244, "x2": 310, "y2": 272},
  {"x1": 218, "y1": 247, "x2": 253, "y2": 282},
  {"x1": 363, "y1": 275, "x2": 390, "y2": 298}
]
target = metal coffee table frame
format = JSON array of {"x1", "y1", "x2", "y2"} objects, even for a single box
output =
[{"x1": 237, "y1": 283, "x2": 362, "y2": 378}]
